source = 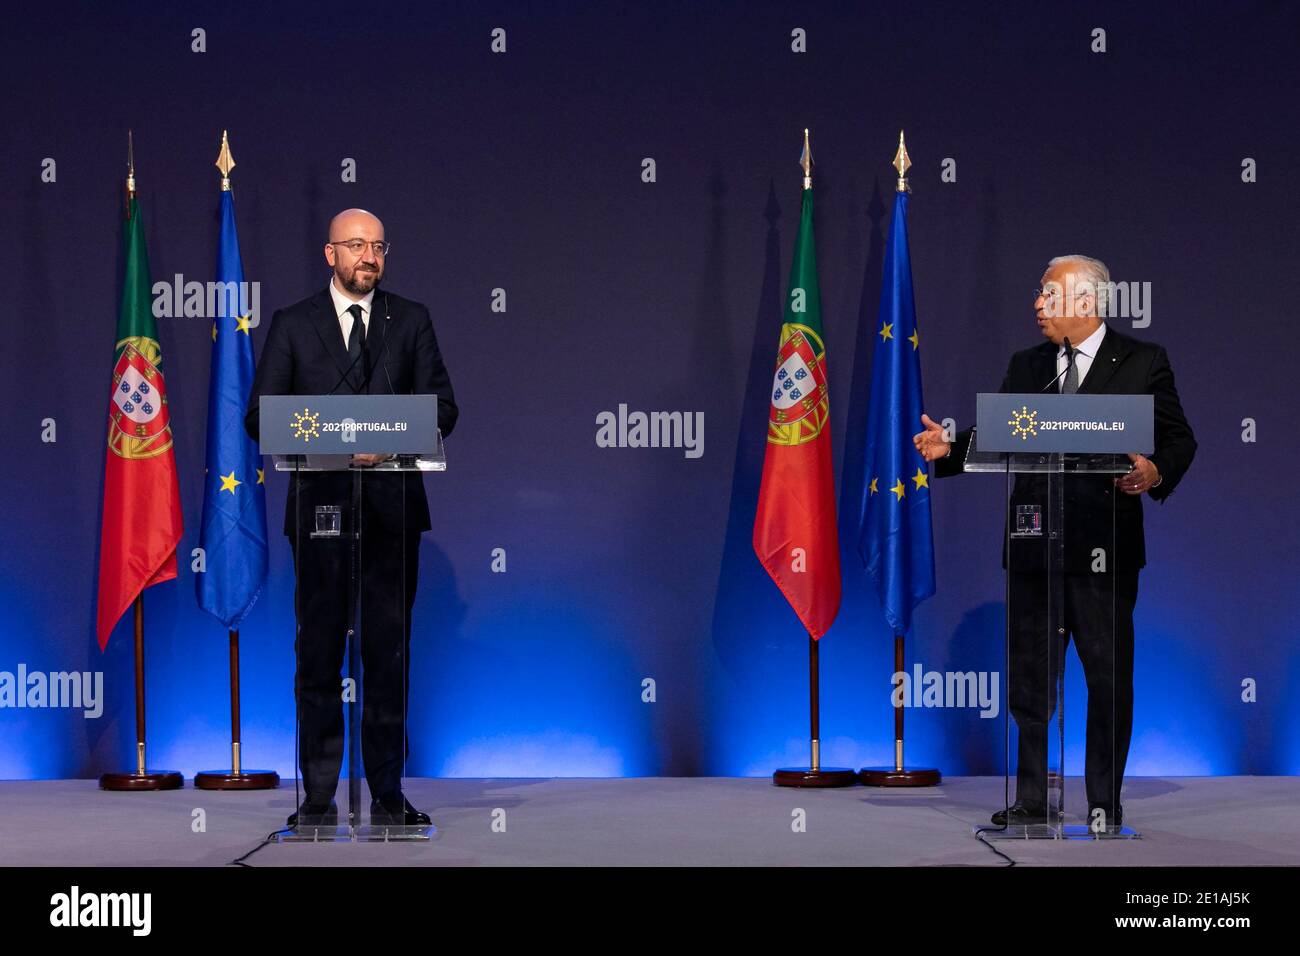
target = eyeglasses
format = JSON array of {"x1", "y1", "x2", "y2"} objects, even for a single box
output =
[
  {"x1": 1032, "y1": 286, "x2": 1088, "y2": 303},
  {"x1": 328, "y1": 238, "x2": 391, "y2": 257}
]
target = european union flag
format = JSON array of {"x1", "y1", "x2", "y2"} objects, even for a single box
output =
[
  {"x1": 197, "y1": 189, "x2": 268, "y2": 628},
  {"x1": 857, "y1": 188, "x2": 936, "y2": 636}
]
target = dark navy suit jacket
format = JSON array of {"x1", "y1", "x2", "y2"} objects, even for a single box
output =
[
  {"x1": 936, "y1": 325, "x2": 1196, "y2": 573},
  {"x1": 244, "y1": 286, "x2": 458, "y2": 536}
]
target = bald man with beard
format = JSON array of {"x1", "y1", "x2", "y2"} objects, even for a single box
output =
[{"x1": 246, "y1": 209, "x2": 458, "y2": 828}]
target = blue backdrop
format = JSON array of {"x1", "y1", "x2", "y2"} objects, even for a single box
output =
[{"x1": 2, "y1": 0, "x2": 1295, "y2": 779}]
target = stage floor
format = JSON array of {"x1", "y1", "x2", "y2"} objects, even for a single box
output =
[{"x1": 1, "y1": 776, "x2": 1296, "y2": 867}]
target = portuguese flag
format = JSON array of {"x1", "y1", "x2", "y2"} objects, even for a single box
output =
[
  {"x1": 752, "y1": 169, "x2": 841, "y2": 639},
  {"x1": 95, "y1": 193, "x2": 184, "y2": 650}
]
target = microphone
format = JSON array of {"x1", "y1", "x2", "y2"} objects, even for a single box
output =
[
  {"x1": 378, "y1": 294, "x2": 396, "y2": 394},
  {"x1": 1041, "y1": 336, "x2": 1075, "y2": 392},
  {"x1": 326, "y1": 337, "x2": 366, "y2": 395},
  {"x1": 357, "y1": 294, "x2": 396, "y2": 394}
]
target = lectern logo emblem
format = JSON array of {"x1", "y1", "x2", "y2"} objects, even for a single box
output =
[
  {"x1": 291, "y1": 408, "x2": 321, "y2": 442},
  {"x1": 1008, "y1": 405, "x2": 1038, "y2": 440}
]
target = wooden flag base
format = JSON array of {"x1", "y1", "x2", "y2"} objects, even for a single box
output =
[
  {"x1": 773, "y1": 767, "x2": 859, "y2": 788},
  {"x1": 194, "y1": 770, "x2": 280, "y2": 791},
  {"x1": 859, "y1": 766, "x2": 941, "y2": 787},
  {"x1": 101, "y1": 598, "x2": 182, "y2": 792},
  {"x1": 774, "y1": 638, "x2": 857, "y2": 788},
  {"x1": 190, "y1": 633, "x2": 280, "y2": 791},
  {"x1": 99, "y1": 770, "x2": 184, "y2": 791},
  {"x1": 861, "y1": 638, "x2": 944, "y2": 788}
]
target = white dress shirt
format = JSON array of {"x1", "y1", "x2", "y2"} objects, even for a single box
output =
[
  {"x1": 1057, "y1": 321, "x2": 1107, "y2": 391},
  {"x1": 941, "y1": 320, "x2": 1112, "y2": 461},
  {"x1": 329, "y1": 280, "x2": 374, "y2": 348}
]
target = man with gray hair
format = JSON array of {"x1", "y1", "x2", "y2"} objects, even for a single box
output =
[{"x1": 913, "y1": 254, "x2": 1197, "y2": 829}]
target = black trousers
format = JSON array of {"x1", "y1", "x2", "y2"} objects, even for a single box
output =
[
  {"x1": 1007, "y1": 570, "x2": 1138, "y2": 816},
  {"x1": 288, "y1": 478, "x2": 420, "y2": 803}
]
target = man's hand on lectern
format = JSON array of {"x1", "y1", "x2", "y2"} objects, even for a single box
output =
[
  {"x1": 1115, "y1": 452, "x2": 1160, "y2": 495},
  {"x1": 351, "y1": 453, "x2": 393, "y2": 467},
  {"x1": 913, "y1": 413, "x2": 951, "y2": 462}
]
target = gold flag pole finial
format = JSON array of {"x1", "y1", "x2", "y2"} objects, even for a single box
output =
[
  {"x1": 893, "y1": 129, "x2": 911, "y2": 193},
  {"x1": 215, "y1": 129, "x2": 235, "y2": 191},
  {"x1": 800, "y1": 127, "x2": 813, "y2": 190},
  {"x1": 126, "y1": 129, "x2": 136, "y2": 198}
]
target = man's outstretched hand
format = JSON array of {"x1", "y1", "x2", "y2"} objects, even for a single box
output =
[{"x1": 913, "y1": 413, "x2": 951, "y2": 462}]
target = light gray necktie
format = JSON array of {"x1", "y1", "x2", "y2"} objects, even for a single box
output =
[{"x1": 1061, "y1": 347, "x2": 1080, "y2": 394}]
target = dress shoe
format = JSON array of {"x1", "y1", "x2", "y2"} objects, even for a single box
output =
[
  {"x1": 287, "y1": 798, "x2": 338, "y2": 828},
  {"x1": 370, "y1": 794, "x2": 432, "y2": 826},
  {"x1": 990, "y1": 801, "x2": 1050, "y2": 826}
]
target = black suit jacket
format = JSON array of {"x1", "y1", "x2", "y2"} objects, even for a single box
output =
[
  {"x1": 244, "y1": 287, "x2": 458, "y2": 536},
  {"x1": 936, "y1": 325, "x2": 1196, "y2": 573}
]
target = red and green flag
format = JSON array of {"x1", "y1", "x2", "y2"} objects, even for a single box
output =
[
  {"x1": 752, "y1": 143, "x2": 841, "y2": 639},
  {"x1": 95, "y1": 190, "x2": 184, "y2": 650}
]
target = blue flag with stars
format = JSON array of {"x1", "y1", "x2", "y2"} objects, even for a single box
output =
[
  {"x1": 197, "y1": 190, "x2": 268, "y2": 628},
  {"x1": 858, "y1": 189, "x2": 936, "y2": 636}
]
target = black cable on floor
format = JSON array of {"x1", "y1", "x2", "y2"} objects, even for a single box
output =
[
  {"x1": 228, "y1": 829, "x2": 288, "y2": 867},
  {"x1": 969, "y1": 509, "x2": 1016, "y2": 847},
  {"x1": 975, "y1": 832, "x2": 1017, "y2": 866}
]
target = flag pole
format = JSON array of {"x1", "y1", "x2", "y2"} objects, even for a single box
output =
[
  {"x1": 99, "y1": 596, "x2": 183, "y2": 790},
  {"x1": 195, "y1": 625, "x2": 278, "y2": 789},
  {"x1": 810, "y1": 634, "x2": 820, "y2": 770},
  {"x1": 100, "y1": 136, "x2": 183, "y2": 792},
  {"x1": 859, "y1": 630, "x2": 940, "y2": 786},
  {"x1": 769, "y1": 130, "x2": 857, "y2": 789},
  {"x1": 195, "y1": 130, "x2": 278, "y2": 791},
  {"x1": 860, "y1": 132, "x2": 941, "y2": 788},
  {"x1": 774, "y1": 632, "x2": 857, "y2": 786}
]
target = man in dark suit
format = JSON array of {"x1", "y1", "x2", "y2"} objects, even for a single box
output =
[
  {"x1": 914, "y1": 255, "x2": 1195, "y2": 830},
  {"x1": 245, "y1": 208, "x2": 458, "y2": 828}
]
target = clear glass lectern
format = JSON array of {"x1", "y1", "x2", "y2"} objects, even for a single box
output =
[
  {"x1": 273, "y1": 434, "x2": 444, "y2": 843},
  {"x1": 964, "y1": 446, "x2": 1138, "y2": 840}
]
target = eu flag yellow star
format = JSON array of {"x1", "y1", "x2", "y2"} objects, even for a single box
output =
[
  {"x1": 869, "y1": 477, "x2": 879, "y2": 495},
  {"x1": 911, "y1": 466, "x2": 929, "y2": 490},
  {"x1": 879, "y1": 322, "x2": 894, "y2": 342},
  {"x1": 235, "y1": 315, "x2": 253, "y2": 335},
  {"x1": 909, "y1": 329, "x2": 920, "y2": 350},
  {"x1": 219, "y1": 471, "x2": 242, "y2": 495},
  {"x1": 256, "y1": 468, "x2": 265, "y2": 484},
  {"x1": 890, "y1": 478, "x2": 906, "y2": 500}
]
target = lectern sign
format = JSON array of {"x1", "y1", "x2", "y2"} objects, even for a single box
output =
[
  {"x1": 975, "y1": 393, "x2": 1154, "y2": 454},
  {"x1": 258, "y1": 394, "x2": 438, "y2": 454}
]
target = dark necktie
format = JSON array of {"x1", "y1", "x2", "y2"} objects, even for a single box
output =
[
  {"x1": 1061, "y1": 347, "x2": 1080, "y2": 394},
  {"x1": 345, "y1": 303, "x2": 367, "y2": 388},
  {"x1": 345, "y1": 303, "x2": 366, "y2": 359}
]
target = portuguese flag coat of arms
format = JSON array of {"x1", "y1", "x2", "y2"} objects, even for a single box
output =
[
  {"x1": 95, "y1": 193, "x2": 184, "y2": 650},
  {"x1": 752, "y1": 153, "x2": 841, "y2": 639}
]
